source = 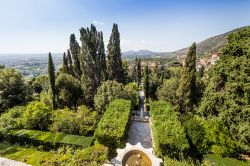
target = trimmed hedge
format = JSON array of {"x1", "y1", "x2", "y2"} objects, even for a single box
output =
[
  {"x1": 94, "y1": 99, "x2": 131, "y2": 149},
  {"x1": 0, "y1": 129, "x2": 93, "y2": 149},
  {"x1": 150, "y1": 101, "x2": 189, "y2": 158}
]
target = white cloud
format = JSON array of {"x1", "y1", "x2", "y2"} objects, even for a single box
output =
[{"x1": 92, "y1": 20, "x2": 105, "y2": 26}]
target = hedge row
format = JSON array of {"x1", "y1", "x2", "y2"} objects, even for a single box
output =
[
  {"x1": 94, "y1": 99, "x2": 131, "y2": 149},
  {"x1": 0, "y1": 129, "x2": 93, "y2": 149},
  {"x1": 150, "y1": 101, "x2": 189, "y2": 158}
]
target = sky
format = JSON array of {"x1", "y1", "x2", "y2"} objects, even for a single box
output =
[{"x1": 0, "y1": 0, "x2": 250, "y2": 54}]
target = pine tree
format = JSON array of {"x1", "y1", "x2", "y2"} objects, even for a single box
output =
[
  {"x1": 62, "y1": 52, "x2": 69, "y2": 74},
  {"x1": 144, "y1": 65, "x2": 149, "y2": 101},
  {"x1": 107, "y1": 23, "x2": 124, "y2": 83},
  {"x1": 70, "y1": 34, "x2": 81, "y2": 78},
  {"x1": 48, "y1": 52, "x2": 56, "y2": 109},
  {"x1": 136, "y1": 57, "x2": 141, "y2": 87},
  {"x1": 176, "y1": 43, "x2": 197, "y2": 114}
]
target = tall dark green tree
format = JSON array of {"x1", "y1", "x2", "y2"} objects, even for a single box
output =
[
  {"x1": 62, "y1": 52, "x2": 69, "y2": 74},
  {"x1": 136, "y1": 57, "x2": 141, "y2": 87},
  {"x1": 149, "y1": 61, "x2": 159, "y2": 100},
  {"x1": 107, "y1": 23, "x2": 124, "y2": 83},
  {"x1": 144, "y1": 65, "x2": 149, "y2": 101},
  {"x1": 48, "y1": 52, "x2": 56, "y2": 109},
  {"x1": 176, "y1": 43, "x2": 196, "y2": 114},
  {"x1": 79, "y1": 25, "x2": 100, "y2": 105},
  {"x1": 67, "y1": 49, "x2": 73, "y2": 75},
  {"x1": 97, "y1": 32, "x2": 107, "y2": 81},
  {"x1": 70, "y1": 34, "x2": 81, "y2": 78}
]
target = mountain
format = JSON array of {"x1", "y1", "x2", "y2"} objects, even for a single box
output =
[
  {"x1": 168, "y1": 26, "x2": 250, "y2": 57},
  {"x1": 122, "y1": 50, "x2": 160, "y2": 59},
  {"x1": 122, "y1": 26, "x2": 250, "y2": 59}
]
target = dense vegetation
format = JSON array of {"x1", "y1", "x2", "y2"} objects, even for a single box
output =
[
  {"x1": 150, "y1": 101, "x2": 189, "y2": 158},
  {"x1": 94, "y1": 99, "x2": 131, "y2": 150},
  {"x1": 0, "y1": 24, "x2": 250, "y2": 165},
  {"x1": 156, "y1": 26, "x2": 250, "y2": 164}
]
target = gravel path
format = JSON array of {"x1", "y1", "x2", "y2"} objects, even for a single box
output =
[{"x1": 0, "y1": 158, "x2": 30, "y2": 166}]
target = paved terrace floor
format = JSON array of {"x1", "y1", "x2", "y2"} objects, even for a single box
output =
[{"x1": 127, "y1": 90, "x2": 152, "y2": 149}]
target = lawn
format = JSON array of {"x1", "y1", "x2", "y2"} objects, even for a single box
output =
[
  {"x1": 0, "y1": 142, "x2": 71, "y2": 166},
  {"x1": 2, "y1": 129, "x2": 93, "y2": 148}
]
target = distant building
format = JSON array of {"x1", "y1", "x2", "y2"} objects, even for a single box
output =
[{"x1": 211, "y1": 52, "x2": 221, "y2": 65}]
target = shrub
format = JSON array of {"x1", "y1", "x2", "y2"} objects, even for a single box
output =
[
  {"x1": 77, "y1": 105, "x2": 99, "y2": 136},
  {"x1": 50, "y1": 105, "x2": 98, "y2": 136},
  {"x1": 94, "y1": 80, "x2": 124, "y2": 113},
  {"x1": 164, "y1": 156, "x2": 194, "y2": 166},
  {"x1": 150, "y1": 101, "x2": 189, "y2": 158},
  {"x1": 71, "y1": 143, "x2": 108, "y2": 166},
  {"x1": 21, "y1": 101, "x2": 52, "y2": 131},
  {"x1": 0, "y1": 106, "x2": 25, "y2": 130},
  {"x1": 94, "y1": 99, "x2": 131, "y2": 149},
  {"x1": 50, "y1": 108, "x2": 79, "y2": 135}
]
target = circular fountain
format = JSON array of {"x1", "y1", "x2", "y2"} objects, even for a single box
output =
[{"x1": 110, "y1": 143, "x2": 162, "y2": 166}]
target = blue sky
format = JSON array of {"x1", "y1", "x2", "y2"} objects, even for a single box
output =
[{"x1": 0, "y1": 0, "x2": 249, "y2": 53}]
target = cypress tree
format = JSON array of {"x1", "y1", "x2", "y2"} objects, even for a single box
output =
[
  {"x1": 62, "y1": 52, "x2": 69, "y2": 74},
  {"x1": 107, "y1": 23, "x2": 124, "y2": 83},
  {"x1": 79, "y1": 25, "x2": 100, "y2": 105},
  {"x1": 176, "y1": 43, "x2": 197, "y2": 114},
  {"x1": 136, "y1": 57, "x2": 141, "y2": 87},
  {"x1": 144, "y1": 65, "x2": 149, "y2": 101},
  {"x1": 70, "y1": 34, "x2": 81, "y2": 78},
  {"x1": 48, "y1": 52, "x2": 56, "y2": 109},
  {"x1": 67, "y1": 49, "x2": 73, "y2": 74},
  {"x1": 97, "y1": 32, "x2": 107, "y2": 82}
]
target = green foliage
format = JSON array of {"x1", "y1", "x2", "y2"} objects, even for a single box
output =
[
  {"x1": 70, "y1": 34, "x2": 82, "y2": 78},
  {"x1": 22, "y1": 101, "x2": 52, "y2": 131},
  {"x1": 150, "y1": 101, "x2": 189, "y2": 158},
  {"x1": 72, "y1": 143, "x2": 108, "y2": 166},
  {"x1": 0, "y1": 141, "x2": 71, "y2": 166},
  {"x1": 94, "y1": 99, "x2": 131, "y2": 149},
  {"x1": 48, "y1": 52, "x2": 56, "y2": 109},
  {"x1": 1, "y1": 129, "x2": 93, "y2": 148},
  {"x1": 50, "y1": 108, "x2": 79, "y2": 134},
  {"x1": 136, "y1": 57, "x2": 141, "y2": 87},
  {"x1": 176, "y1": 43, "x2": 197, "y2": 114},
  {"x1": 0, "y1": 142, "x2": 108, "y2": 166},
  {"x1": 0, "y1": 68, "x2": 30, "y2": 113},
  {"x1": 50, "y1": 106, "x2": 98, "y2": 136},
  {"x1": 0, "y1": 106, "x2": 25, "y2": 130},
  {"x1": 157, "y1": 77, "x2": 179, "y2": 105},
  {"x1": 80, "y1": 25, "x2": 104, "y2": 106},
  {"x1": 31, "y1": 75, "x2": 49, "y2": 94},
  {"x1": 56, "y1": 73, "x2": 83, "y2": 109},
  {"x1": 143, "y1": 65, "x2": 149, "y2": 100},
  {"x1": 203, "y1": 154, "x2": 250, "y2": 166},
  {"x1": 107, "y1": 23, "x2": 124, "y2": 83},
  {"x1": 164, "y1": 156, "x2": 194, "y2": 166},
  {"x1": 198, "y1": 27, "x2": 250, "y2": 154},
  {"x1": 124, "y1": 82, "x2": 139, "y2": 108},
  {"x1": 94, "y1": 80, "x2": 124, "y2": 113}
]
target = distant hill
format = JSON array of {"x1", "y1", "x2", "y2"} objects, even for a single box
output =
[
  {"x1": 122, "y1": 26, "x2": 250, "y2": 59},
  {"x1": 122, "y1": 50, "x2": 160, "y2": 59},
  {"x1": 172, "y1": 26, "x2": 250, "y2": 56}
]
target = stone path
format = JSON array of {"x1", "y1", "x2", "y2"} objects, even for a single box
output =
[
  {"x1": 0, "y1": 158, "x2": 30, "y2": 166},
  {"x1": 127, "y1": 90, "x2": 152, "y2": 149}
]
